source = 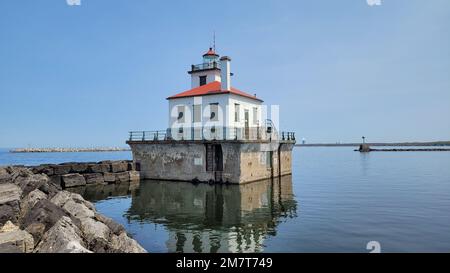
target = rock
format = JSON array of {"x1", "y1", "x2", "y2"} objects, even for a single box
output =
[
  {"x1": 94, "y1": 213, "x2": 125, "y2": 235},
  {"x1": 63, "y1": 199, "x2": 95, "y2": 219},
  {"x1": 49, "y1": 175, "x2": 62, "y2": 188},
  {"x1": 70, "y1": 163, "x2": 88, "y2": 173},
  {"x1": 21, "y1": 199, "x2": 69, "y2": 243},
  {"x1": 0, "y1": 229, "x2": 34, "y2": 253},
  {"x1": 129, "y1": 171, "x2": 140, "y2": 181},
  {"x1": 34, "y1": 216, "x2": 91, "y2": 253},
  {"x1": 0, "y1": 183, "x2": 22, "y2": 204},
  {"x1": 103, "y1": 173, "x2": 116, "y2": 184},
  {"x1": 50, "y1": 191, "x2": 72, "y2": 207},
  {"x1": 83, "y1": 173, "x2": 104, "y2": 185},
  {"x1": 15, "y1": 174, "x2": 49, "y2": 197},
  {"x1": 0, "y1": 201, "x2": 20, "y2": 226},
  {"x1": 61, "y1": 174, "x2": 86, "y2": 188},
  {"x1": 38, "y1": 179, "x2": 61, "y2": 198},
  {"x1": 0, "y1": 183, "x2": 22, "y2": 225},
  {"x1": 20, "y1": 189, "x2": 47, "y2": 219},
  {"x1": 69, "y1": 192, "x2": 96, "y2": 211},
  {"x1": 5, "y1": 167, "x2": 34, "y2": 184},
  {"x1": 109, "y1": 232, "x2": 147, "y2": 253},
  {"x1": 32, "y1": 165, "x2": 54, "y2": 176},
  {"x1": 52, "y1": 165, "x2": 72, "y2": 175},
  {"x1": 115, "y1": 172, "x2": 130, "y2": 183},
  {"x1": 80, "y1": 217, "x2": 110, "y2": 252},
  {"x1": 0, "y1": 168, "x2": 10, "y2": 183},
  {"x1": 111, "y1": 162, "x2": 128, "y2": 173},
  {"x1": 0, "y1": 221, "x2": 19, "y2": 233},
  {"x1": 88, "y1": 163, "x2": 110, "y2": 173}
]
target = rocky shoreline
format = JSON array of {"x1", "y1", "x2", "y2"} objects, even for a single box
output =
[
  {"x1": 10, "y1": 147, "x2": 130, "y2": 153},
  {"x1": 0, "y1": 161, "x2": 147, "y2": 253}
]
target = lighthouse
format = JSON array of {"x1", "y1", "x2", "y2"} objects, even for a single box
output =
[{"x1": 127, "y1": 48, "x2": 296, "y2": 184}]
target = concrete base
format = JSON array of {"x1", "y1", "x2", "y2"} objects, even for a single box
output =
[{"x1": 127, "y1": 140, "x2": 295, "y2": 184}]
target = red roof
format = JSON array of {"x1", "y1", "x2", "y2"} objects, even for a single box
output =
[
  {"x1": 203, "y1": 47, "x2": 218, "y2": 56},
  {"x1": 167, "y1": 81, "x2": 263, "y2": 102}
]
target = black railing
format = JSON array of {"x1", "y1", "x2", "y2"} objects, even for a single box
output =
[
  {"x1": 128, "y1": 130, "x2": 168, "y2": 141},
  {"x1": 128, "y1": 127, "x2": 296, "y2": 142},
  {"x1": 281, "y1": 132, "x2": 296, "y2": 141},
  {"x1": 191, "y1": 61, "x2": 220, "y2": 72}
]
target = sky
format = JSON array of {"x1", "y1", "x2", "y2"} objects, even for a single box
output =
[{"x1": 0, "y1": 0, "x2": 449, "y2": 147}]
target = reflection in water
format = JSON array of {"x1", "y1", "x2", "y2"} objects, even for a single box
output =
[{"x1": 81, "y1": 176, "x2": 297, "y2": 253}]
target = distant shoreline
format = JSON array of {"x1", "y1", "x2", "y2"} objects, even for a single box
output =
[
  {"x1": 9, "y1": 147, "x2": 131, "y2": 153},
  {"x1": 296, "y1": 141, "x2": 450, "y2": 147}
]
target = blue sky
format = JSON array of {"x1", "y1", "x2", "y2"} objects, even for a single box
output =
[{"x1": 0, "y1": 0, "x2": 449, "y2": 147}]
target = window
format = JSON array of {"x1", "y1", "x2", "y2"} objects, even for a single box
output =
[
  {"x1": 210, "y1": 103, "x2": 218, "y2": 121},
  {"x1": 199, "y1": 76, "x2": 207, "y2": 86},
  {"x1": 234, "y1": 104, "x2": 240, "y2": 122},
  {"x1": 177, "y1": 105, "x2": 185, "y2": 123},
  {"x1": 253, "y1": 107, "x2": 258, "y2": 125},
  {"x1": 193, "y1": 104, "x2": 201, "y2": 123}
]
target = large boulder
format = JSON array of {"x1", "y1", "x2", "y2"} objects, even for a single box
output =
[
  {"x1": 15, "y1": 174, "x2": 49, "y2": 197},
  {"x1": 88, "y1": 164, "x2": 110, "y2": 173},
  {"x1": 31, "y1": 165, "x2": 54, "y2": 176},
  {"x1": 63, "y1": 199, "x2": 95, "y2": 219},
  {"x1": 70, "y1": 163, "x2": 88, "y2": 173},
  {"x1": 115, "y1": 172, "x2": 130, "y2": 183},
  {"x1": 5, "y1": 166, "x2": 34, "y2": 184},
  {"x1": 50, "y1": 191, "x2": 95, "y2": 219},
  {"x1": 52, "y1": 165, "x2": 72, "y2": 175},
  {"x1": 0, "y1": 168, "x2": 10, "y2": 183},
  {"x1": 94, "y1": 213, "x2": 125, "y2": 236},
  {"x1": 0, "y1": 183, "x2": 22, "y2": 225},
  {"x1": 80, "y1": 217, "x2": 111, "y2": 252},
  {"x1": 109, "y1": 232, "x2": 147, "y2": 253},
  {"x1": 61, "y1": 174, "x2": 86, "y2": 188},
  {"x1": 103, "y1": 173, "x2": 116, "y2": 184},
  {"x1": 111, "y1": 162, "x2": 128, "y2": 173},
  {"x1": 20, "y1": 199, "x2": 70, "y2": 244},
  {"x1": 0, "y1": 228, "x2": 34, "y2": 253},
  {"x1": 20, "y1": 189, "x2": 47, "y2": 219},
  {"x1": 34, "y1": 216, "x2": 91, "y2": 253},
  {"x1": 38, "y1": 179, "x2": 61, "y2": 198},
  {"x1": 83, "y1": 173, "x2": 104, "y2": 185}
]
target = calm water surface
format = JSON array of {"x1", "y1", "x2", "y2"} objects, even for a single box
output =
[{"x1": 2, "y1": 147, "x2": 450, "y2": 252}]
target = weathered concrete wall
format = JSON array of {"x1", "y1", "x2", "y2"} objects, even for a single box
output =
[
  {"x1": 129, "y1": 141, "x2": 294, "y2": 184},
  {"x1": 130, "y1": 142, "x2": 241, "y2": 183}
]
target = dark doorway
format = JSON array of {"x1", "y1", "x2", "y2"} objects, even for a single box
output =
[{"x1": 206, "y1": 144, "x2": 223, "y2": 172}]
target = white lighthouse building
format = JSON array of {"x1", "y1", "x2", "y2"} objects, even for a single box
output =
[
  {"x1": 167, "y1": 48, "x2": 264, "y2": 141},
  {"x1": 127, "y1": 48, "x2": 295, "y2": 184}
]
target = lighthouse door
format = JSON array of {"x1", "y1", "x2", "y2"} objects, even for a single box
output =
[{"x1": 244, "y1": 110, "x2": 249, "y2": 140}]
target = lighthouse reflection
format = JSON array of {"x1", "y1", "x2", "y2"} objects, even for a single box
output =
[{"x1": 126, "y1": 175, "x2": 297, "y2": 253}]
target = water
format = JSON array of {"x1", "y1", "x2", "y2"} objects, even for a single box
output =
[
  {"x1": 2, "y1": 147, "x2": 450, "y2": 252},
  {"x1": 0, "y1": 148, "x2": 132, "y2": 166}
]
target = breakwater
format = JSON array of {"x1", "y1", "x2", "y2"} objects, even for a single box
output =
[
  {"x1": 10, "y1": 147, "x2": 131, "y2": 153},
  {"x1": 356, "y1": 144, "x2": 450, "y2": 152},
  {"x1": 0, "y1": 161, "x2": 146, "y2": 253}
]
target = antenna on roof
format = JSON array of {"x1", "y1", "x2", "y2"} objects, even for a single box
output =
[{"x1": 213, "y1": 31, "x2": 216, "y2": 52}]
